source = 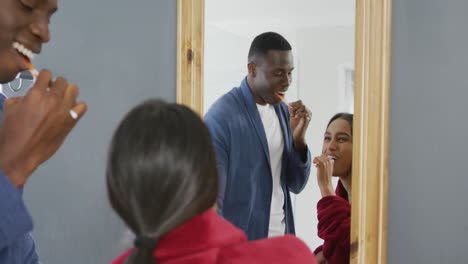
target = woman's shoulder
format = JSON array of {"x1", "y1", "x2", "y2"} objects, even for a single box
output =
[{"x1": 217, "y1": 235, "x2": 317, "y2": 264}]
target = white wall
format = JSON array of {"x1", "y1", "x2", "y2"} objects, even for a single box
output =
[
  {"x1": 203, "y1": 26, "x2": 247, "y2": 112},
  {"x1": 294, "y1": 25, "x2": 355, "y2": 249}
]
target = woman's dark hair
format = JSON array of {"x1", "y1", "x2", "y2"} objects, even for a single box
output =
[
  {"x1": 106, "y1": 99, "x2": 218, "y2": 264},
  {"x1": 327, "y1": 113, "x2": 354, "y2": 135}
]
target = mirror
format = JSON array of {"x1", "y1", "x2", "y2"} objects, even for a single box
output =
[
  {"x1": 203, "y1": 0, "x2": 355, "y2": 250},
  {"x1": 176, "y1": 0, "x2": 392, "y2": 262}
]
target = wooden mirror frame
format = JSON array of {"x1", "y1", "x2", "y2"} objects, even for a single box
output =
[{"x1": 176, "y1": 0, "x2": 392, "y2": 263}]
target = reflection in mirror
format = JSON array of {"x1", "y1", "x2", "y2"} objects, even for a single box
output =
[{"x1": 203, "y1": 0, "x2": 355, "y2": 258}]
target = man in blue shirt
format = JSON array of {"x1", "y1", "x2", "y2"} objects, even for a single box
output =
[
  {"x1": 0, "y1": 1, "x2": 87, "y2": 262},
  {"x1": 205, "y1": 32, "x2": 312, "y2": 240}
]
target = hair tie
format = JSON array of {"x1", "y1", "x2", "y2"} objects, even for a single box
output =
[{"x1": 134, "y1": 235, "x2": 158, "y2": 250}]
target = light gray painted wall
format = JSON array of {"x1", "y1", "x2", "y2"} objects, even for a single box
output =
[
  {"x1": 23, "y1": 1, "x2": 177, "y2": 263},
  {"x1": 388, "y1": 1, "x2": 468, "y2": 263}
]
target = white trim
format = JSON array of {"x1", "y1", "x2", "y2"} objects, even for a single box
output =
[{"x1": 337, "y1": 63, "x2": 354, "y2": 113}]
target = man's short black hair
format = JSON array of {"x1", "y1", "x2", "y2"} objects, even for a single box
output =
[{"x1": 248, "y1": 32, "x2": 292, "y2": 62}]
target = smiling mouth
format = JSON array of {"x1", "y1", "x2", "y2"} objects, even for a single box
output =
[
  {"x1": 13, "y1": 42, "x2": 36, "y2": 62},
  {"x1": 327, "y1": 155, "x2": 338, "y2": 160}
]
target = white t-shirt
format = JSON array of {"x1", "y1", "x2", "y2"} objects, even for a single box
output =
[{"x1": 256, "y1": 103, "x2": 285, "y2": 237}]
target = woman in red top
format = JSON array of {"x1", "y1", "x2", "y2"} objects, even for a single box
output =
[
  {"x1": 313, "y1": 113, "x2": 353, "y2": 264},
  {"x1": 107, "y1": 99, "x2": 317, "y2": 264}
]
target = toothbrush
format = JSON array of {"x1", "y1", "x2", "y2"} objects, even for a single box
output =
[
  {"x1": 24, "y1": 58, "x2": 39, "y2": 80},
  {"x1": 277, "y1": 93, "x2": 292, "y2": 109}
]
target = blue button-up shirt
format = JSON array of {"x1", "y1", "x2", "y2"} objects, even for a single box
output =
[{"x1": 0, "y1": 92, "x2": 39, "y2": 263}]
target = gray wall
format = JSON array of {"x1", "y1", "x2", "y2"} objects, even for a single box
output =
[
  {"x1": 388, "y1": 1, "x2": 468, "y2": 263},
  {"x1": 23, "y1": 1, "x2": 177, "y2": 263}
]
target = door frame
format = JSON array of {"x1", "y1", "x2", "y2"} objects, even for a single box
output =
[{"x1": 176, "y1": 1, "x2": 392, "y2": 263}]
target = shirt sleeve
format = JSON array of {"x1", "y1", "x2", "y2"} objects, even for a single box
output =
[
  {"x1": 204, "y1": 114, "x2": 230, "y2": 214},
  {"x1": 0, "y1": 170, "x2": 33, "y2": 250},
  {"x1": 316, "y1": 195, "x2": 350, "y2": 264},
  {"x1": 286, "y1": 144, "x2": 311, "y2": 194}
]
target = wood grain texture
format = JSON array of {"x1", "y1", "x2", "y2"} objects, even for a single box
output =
[
  {"x1": 350, "y1": 0, "x2": 392, "y2": 263},
  {"x1": 176, "y1": 0, "x2": 204, "y2": 115}
]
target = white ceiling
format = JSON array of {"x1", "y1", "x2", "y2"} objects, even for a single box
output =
[{"x1": 206, "y1": 0, "x2": 355, "y2": 34}]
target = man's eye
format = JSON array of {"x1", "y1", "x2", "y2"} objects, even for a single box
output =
[{"x1": 19, "y1": 0, "x2": 34, "y2": 11}]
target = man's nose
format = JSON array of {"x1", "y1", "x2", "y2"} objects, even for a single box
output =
[{"x1": 30, "y1": 16, "x2": 51, "y2": 44}]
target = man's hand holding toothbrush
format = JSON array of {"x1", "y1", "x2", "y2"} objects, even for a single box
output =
[{"x1": 0, "y1": 69, "x2": 87, "y2": 187}]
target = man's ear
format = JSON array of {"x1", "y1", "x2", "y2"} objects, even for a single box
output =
[{"x1": 248, "y1": 62, "x2": 256, "y2": 77}]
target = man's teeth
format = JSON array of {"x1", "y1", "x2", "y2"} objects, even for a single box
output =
[
  {"x1": 327, "y1": 155, "x2": 337, "y2": 160},
  {"x1": 12, "y1": 42, "x2": 35, "y2": 60}
]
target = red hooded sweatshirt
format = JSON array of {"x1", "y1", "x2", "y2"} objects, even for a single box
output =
[{"x1": 314, "y1": 180, "x2": 350, "y2": 264}]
